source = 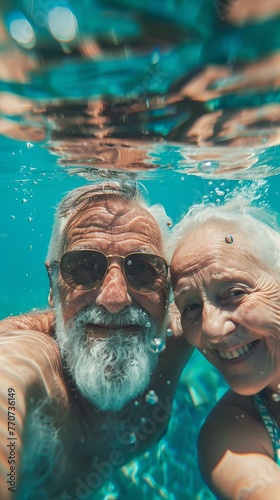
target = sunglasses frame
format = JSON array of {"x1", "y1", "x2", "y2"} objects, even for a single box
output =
[{"x1": 53, "y1": 249, "x2": 169, "y2": 294}]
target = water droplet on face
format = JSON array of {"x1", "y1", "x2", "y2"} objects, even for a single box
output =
[
  {"x1": 225, "y1": 235, "x2": 233, "y2": 244},
  {"x1": 166, "y1": 328, "x2": 173, "y2": 337},
  {"x1": 149, "y1": 338, "x2": 166, "y2": 353},
  {"x1": 272, "y1": 393, "x2": 280, "y2": 402},
  {"x1": 145, "y1": 390, "x2": 158, "y2": 405},
  {"x1": 128, "y1": 432, "x2": 138, "y2": 444},
  {"x1": 197, "y1": 161, "x2": 219, "y2": 173},
  {"x1": 127, "y1": 259, "x2": 132, "y2": 266}
]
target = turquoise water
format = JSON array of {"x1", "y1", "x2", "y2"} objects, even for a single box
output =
[{"x1": 1, "y1": 1, "x2": 280, "y2": 498}]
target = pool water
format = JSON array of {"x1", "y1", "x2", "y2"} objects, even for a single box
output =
[{"x1": 1, "y1": 1, "x2": 280, "y2": 498}]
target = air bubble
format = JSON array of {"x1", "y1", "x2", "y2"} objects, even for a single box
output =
[
  {"x1": 22, "y1": 198, "x2": 28, "y2": 203},
  {"x1": 166, "y1": 328, "x2": 173, "y2": 337},
  {"x1": 225, "y1": 235, "x2": 233, "y2": 244},
  {"x1": 145, "y1": 390, "x2": 158, "y2": 405},
  {"x1": 271, "y1": 393, "x2": 280, "y2": 402},
  {"x1": 128, "y1": 432, "x2": 138, "y2": 444},
  {"x1": 197, "y1": 161, "x2": 219, "y2": 173},
  {"x1": 149, "y1": 338, "x2": 166, "y2": 353}
]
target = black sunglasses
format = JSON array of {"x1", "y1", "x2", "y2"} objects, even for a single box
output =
[{"x1": 54, "y1": 250, "x2": 168, "y2": 294}]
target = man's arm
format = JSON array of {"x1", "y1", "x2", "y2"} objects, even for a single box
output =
[
  {"x1": 198, "y1": 391, "x2": 280, "y2": 499},
  {"x1": 0, "y1": 330, "x2": 68, "y2": 499},
  {"x1": 0, "y1": 310, "x2": 55, "y2": 335}
]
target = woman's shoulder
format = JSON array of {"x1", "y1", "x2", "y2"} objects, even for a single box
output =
[
  {"x1": 207, "y1": 388, "x2": 258, "y2": 419},
  {"x1": 199, "y1": 389, "x2": 274, "y2": 466}
]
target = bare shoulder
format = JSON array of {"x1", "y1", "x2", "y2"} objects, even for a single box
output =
[
  {"x1": 198, "y1": 390, "x2": 278, "y2": 498},
  {"x1": 0, "y1": 309, "x2": 55, "y2": 335},
  {"x1": 199, "y1": 390, "x2": 273, "y2": 460},
  {"x1": 0, "y1": 329, "x2": 68, "y2": 407}
]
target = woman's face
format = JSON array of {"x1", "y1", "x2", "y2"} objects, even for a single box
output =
[{"x1": 171, "y1": 225, "x2": 280, "y2": 395}]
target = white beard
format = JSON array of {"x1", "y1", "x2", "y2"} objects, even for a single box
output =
[{"x1": 54, "y1": 303, "x2": 159, "y2": 411}]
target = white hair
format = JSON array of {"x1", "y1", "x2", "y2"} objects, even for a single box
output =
[
  {"x1": 168, "y1": 195, "x2": 280, "y2": 276},
  {"x1": 47, "y1": 181, "x2": 171, "y2": 262}
]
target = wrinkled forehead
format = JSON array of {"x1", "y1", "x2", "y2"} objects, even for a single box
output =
[
  {"x1": 64, "y1": 196, "x2": 163, "y2": 252},
  {"x1": 171, "y1": 222, "x2": 257, "y2": 281}
]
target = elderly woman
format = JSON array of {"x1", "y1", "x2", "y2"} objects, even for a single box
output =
[{"x1": 169, "y1": 197, "x2": 280, "y2": 500}]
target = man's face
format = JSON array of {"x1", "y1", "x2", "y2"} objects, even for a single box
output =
[{"x1": 51, "y1": 196, "x2": 168, "y2": 411}]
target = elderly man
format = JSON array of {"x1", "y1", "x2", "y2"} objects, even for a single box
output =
[{"x1": 0, "y1": 181, "x2": 192, "y2": 499}]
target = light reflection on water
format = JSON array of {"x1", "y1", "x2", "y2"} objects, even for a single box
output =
[{"x1": 1, "y1": 1, "x2": 280, "y2": 498}]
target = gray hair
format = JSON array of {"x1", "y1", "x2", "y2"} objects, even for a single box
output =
[
  {"x1": 47, "y1": 181, "x2": 171, "y2": 262},
  {"x1": 168, "y1": 195, "x2": 280, "y2": 275}
]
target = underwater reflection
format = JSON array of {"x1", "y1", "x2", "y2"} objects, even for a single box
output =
[{"x1": 0, "y1": 1, "x2": 280, "y2": 177}]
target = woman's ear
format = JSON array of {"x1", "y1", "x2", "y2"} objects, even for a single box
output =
[{"x1": 45, "y1": 261, "x2": 54, "y2": 308}]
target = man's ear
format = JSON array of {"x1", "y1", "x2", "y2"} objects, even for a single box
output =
[{"x1": 45, "y1": 260, "x2": 54, "y2": 308}]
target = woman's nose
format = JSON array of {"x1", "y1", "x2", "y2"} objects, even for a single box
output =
[{"x1": 201, "y1": 302, "x2": 236, "y2": 345}]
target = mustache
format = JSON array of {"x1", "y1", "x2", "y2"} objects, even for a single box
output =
[{"x1": 70, "y1": 304, "x2": 153, "y2": 329}]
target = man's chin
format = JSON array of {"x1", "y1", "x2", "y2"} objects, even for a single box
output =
[{"x1": 73, "y1": 358, "x2": 154, "y2": 412}]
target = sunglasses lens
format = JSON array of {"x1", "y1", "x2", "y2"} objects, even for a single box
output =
[
  {"x1": 124, "y1": 254, "x2": 167, "y2": 293},
  {"x1": 60, "y1": 251, "x2": 107, "y2": 290}
]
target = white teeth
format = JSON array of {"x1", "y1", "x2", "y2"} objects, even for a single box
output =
[{"x1": 218, "y1": 342, "x2": 254, "y2": 360}]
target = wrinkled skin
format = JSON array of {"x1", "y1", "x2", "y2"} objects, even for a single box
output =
[
  {"x1": 171, "y1": 223, "x2": 280, "y2": 500},
  {"x1": 171, "y1": 224, "x2": 280, "y2": 395},
  {"x1": 49, "y1": 196, "x2": 166, "y2": 335},
  {"x1": 0, "y1": 196, "x2": 192, "y2": 499}
]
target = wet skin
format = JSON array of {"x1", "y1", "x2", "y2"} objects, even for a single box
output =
[
  {"x1": 0, "y1": 196, "x2": 193, "y2": 498},
  {"x1": 43, "y1": 196, "x2": 192, "y2": 496},
  {"x1": 50, "y1": 196, "x2": 167, "y2": 335},
  {"x1": 171, "y1": 223, "x2": 280, "y2": 396}
]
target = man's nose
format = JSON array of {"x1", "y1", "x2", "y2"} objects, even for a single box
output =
[
  {"x1": 95, "y1": 265, "x2": 132, "y2": 313},
  {"x1": 202, "y1": 303, "x2": 235, "y2": 345}
]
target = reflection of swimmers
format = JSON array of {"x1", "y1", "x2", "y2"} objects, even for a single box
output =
[
  {"x1": 0, "y1": 180, "x2": 192, "y2": 499},
  {"x1": 170, "y1": 198, "x2": 280, "y2": 499}
]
